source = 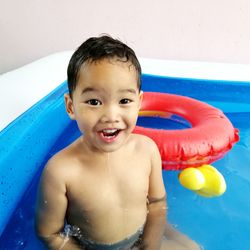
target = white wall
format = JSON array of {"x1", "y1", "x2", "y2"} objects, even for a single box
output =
[{"x1": 1, "y1": 0, "x2": 250, "y2": 74}]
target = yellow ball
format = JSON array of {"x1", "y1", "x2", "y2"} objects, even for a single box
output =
[
  {"x1": 196, "y1": 165, "x2": 227, "y2": 197},
  {"x1": 179, "y1": 168, "x2": 205, "y2": 190}
]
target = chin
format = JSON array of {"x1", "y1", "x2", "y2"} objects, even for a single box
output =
[{"x1": 99, "y1": 144, "x2": 123, "y2": 153}]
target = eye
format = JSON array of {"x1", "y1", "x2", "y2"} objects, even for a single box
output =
[
  {"x1": 86, "y1": 99, "x2": 102, "y2": 106},
  {"x1": 119, "y1": 98, "x2": 132, "y2": 104}
]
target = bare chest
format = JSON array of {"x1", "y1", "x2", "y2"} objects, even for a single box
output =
[
  {"x1": 65, "y1": 153, "x2": 151, "y2": 240},
  {"x1": 66, "y1": 159, "x2": 150, "y2": 213}
]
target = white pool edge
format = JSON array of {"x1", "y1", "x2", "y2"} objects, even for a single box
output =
[{"x1": 1, "y1": 51, "x2": 250, "y2": 131}]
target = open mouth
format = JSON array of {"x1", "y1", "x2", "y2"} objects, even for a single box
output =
[{"x1": 99, "y1": 129, "x2": 121, "y2": 141}]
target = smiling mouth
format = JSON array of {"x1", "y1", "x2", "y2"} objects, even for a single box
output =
[
  {"x1": 102, "y1": 129, "x2": 120, "y2": 137},
  {"x1": 99, "y1": 129, "x2": 121, "y2": 142}
]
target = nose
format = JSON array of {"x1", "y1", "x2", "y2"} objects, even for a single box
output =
[{"x1": 100, "y1": 105, "x2": 120, "y2": 124}]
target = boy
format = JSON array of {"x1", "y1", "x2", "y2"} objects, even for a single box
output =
[{"x1": 35, "y1": 36, "x2": 200, "y2": 250}]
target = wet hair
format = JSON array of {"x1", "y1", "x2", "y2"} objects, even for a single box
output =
[{"x1": 67, "y1": 35, "x2": 141, "y2": 97}]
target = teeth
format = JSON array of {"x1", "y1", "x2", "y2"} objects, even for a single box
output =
[{"x1": 102, "y1": 129, "x2": 117, "y2": 134}]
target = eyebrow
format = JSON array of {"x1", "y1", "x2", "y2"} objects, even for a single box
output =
[
  {"x1": 118, "y1": 88, "x2": 137, "y2": 94},
  {"x1": 81, "y1": 87, "x2": 137, "y2": 95},
  {"x1": 81, "y1": 87, "x2": 97, "y2": 95}
]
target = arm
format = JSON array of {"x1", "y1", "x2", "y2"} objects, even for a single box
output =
[
  {"x1": 35, "y1": 158, "x2": 82, "y2": 250},
  {"x1": 141, "y1": 140, "x2": 167, "y2": 250},
  {"x1": 141, "y1": 141, "x2": 201, "y2": 250}
]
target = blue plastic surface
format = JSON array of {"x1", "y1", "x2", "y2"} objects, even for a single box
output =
[{"x1": 0, "y1": 74, "x2": 249, "y2": 250}]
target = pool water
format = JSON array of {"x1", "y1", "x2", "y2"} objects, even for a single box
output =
[{"x1": 0, "y1": 74, "x2": 249, "y2": 250}]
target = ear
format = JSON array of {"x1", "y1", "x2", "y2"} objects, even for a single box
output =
[
  {"x1": 138, "y1": 91, "x2": 143, "y2": 110},
  {"x1": 64, "y1": 93, "x2": 76, "y2": 120}
]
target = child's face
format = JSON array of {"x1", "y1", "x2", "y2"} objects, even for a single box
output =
[{"x1": 65, "y1": 58, "x2": 142, "y2": 153}]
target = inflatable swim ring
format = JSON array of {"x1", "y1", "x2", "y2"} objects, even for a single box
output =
[{"x1": 134, "y1": 92, "x2": 239, "y2": 171}]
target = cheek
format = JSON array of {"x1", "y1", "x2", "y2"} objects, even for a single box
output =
[
  {"x1": 74, "y1": 111, "x2": 97, "y2": 132},
  {"x1": 75, "y1": 119, "x2": 87, "y2": 134},
  {"x1": 126, "y1": 109, "x2": 139, "y2": 125}
]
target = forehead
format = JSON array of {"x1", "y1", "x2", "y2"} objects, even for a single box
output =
[{"x1": 77, "y1": 58, "x2": 138, "y2": 90}]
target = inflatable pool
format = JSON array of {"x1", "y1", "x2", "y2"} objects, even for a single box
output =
[{"x1": 0, "y1": 54, "x2": 249, "y2": 250}]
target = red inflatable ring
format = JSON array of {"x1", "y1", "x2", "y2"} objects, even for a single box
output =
[{"x1": 133, "y1": 92, "x2": 239, "y2": 170}]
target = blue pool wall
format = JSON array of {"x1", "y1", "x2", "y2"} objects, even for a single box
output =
[{"x1": 0, "y1": 73, "x2": 250, "y2": 238}]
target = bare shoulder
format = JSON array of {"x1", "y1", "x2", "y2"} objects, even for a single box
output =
[
  {"x1": 131, "y1": 134, "x2": 162, "y2": 169},
  {"x1": 42, "y1": 140, "x2": 80, "y2": 180},
  {"x1": 131, "y1": 133, "x2": 159, "y2": 152},
  {"x1": 132, "y1": 134, "x2": 165, "y2": 199}
]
